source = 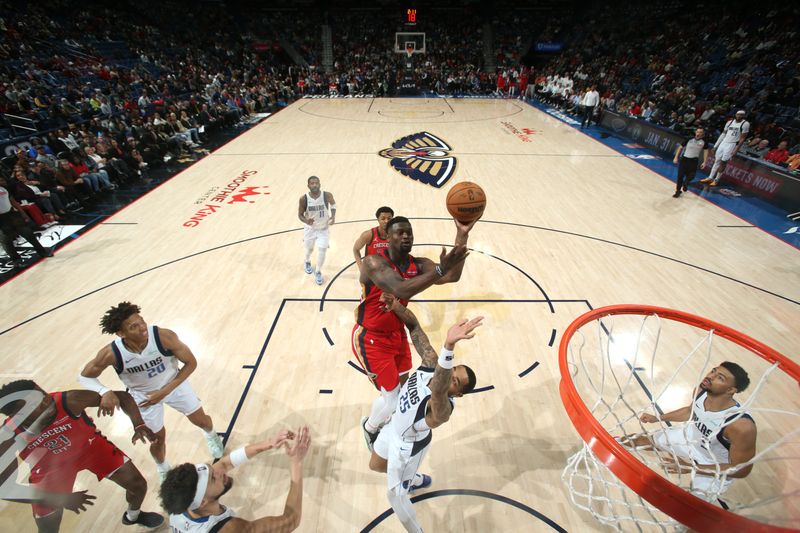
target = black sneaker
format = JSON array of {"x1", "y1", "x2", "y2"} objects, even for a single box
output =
[
  {"x1": 673, "y1": 191, "x2": 681, "y2": 198},
  {"x1": 360, "y1": 416, "x2": 379, "y2": 452},
  {"x1": 122, "y1": 511, "x2": 164, "y2": 528}
]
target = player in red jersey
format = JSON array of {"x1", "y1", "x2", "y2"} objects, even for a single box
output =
[
  {"x1": 0, "y1": 379, "x2": 163, "y2": 531},
  {"x1": 352, "y1": 206, "x2": 394, "y2": 271},
  {"x1": 354, "y1": 215, "x2": 475, "y2": 452}
]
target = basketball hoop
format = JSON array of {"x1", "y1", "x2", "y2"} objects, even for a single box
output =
[
  {"x1": 405, "y1": 44, "x2": 415, "y2": 60},
  {"x1": 559, "y1": 305, "x2": 800, "y2": 532}
]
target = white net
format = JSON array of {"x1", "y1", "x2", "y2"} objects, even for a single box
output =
[{"x1": 561, "y1": 310, "x2": 800, "y2": 532}]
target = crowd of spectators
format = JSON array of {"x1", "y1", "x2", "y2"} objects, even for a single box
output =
[
  {"x1": 2, "y1": 0, "x2": 799, "y2": 249},
  {"x1": 525, "y1": 2, "x2": 800, "y2": 173}
]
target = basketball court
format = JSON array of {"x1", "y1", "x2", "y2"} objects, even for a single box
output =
[{"x1": 1, "y1": 98, "x2": 798, "y2": 531}]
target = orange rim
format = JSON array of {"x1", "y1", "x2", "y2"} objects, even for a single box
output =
[{"x1": 558, "y1": 304, "x2": 800, "y2": 533}]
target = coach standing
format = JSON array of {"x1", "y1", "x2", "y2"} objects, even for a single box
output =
[
  {"x1": 672, "y1": 127, "x2": 709, "y2": 197},
  {"x1": 580, "y1": 84, "x2": 599, "y2": 129}
]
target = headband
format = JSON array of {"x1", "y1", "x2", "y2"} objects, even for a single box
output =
[{"x1": 190, "y1": 464, "x2": 210, "y2": 511}]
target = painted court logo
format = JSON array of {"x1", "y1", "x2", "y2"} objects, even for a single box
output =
[
  {"x1": 183, "y1": 170, "x2": 270, "y2": 228},
  {"x1": 379, "y1": 132, "x2": 456, "y2": 188}
]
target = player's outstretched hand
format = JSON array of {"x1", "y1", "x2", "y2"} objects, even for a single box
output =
[
  {"x1": 639, "y1": 413, "x2": 659, "y2": 424},
  {"x1": 445, "y1": 316, "x2": 484, "y2": 347},
  {"x1": 285, "y1": 426, "x2": 311, "y2": 463},
  {"x1": 264, "y1": 429, "x2": 295, "y2": 450},
  {"x1": 132, "y1": 424, "x2": 158, "y2": 445},
  {"x1": 454, "y1": 217, "x2": 479, "y2": 235},
  {"x1": 61, "y1": 490, "x2": 96, "y2": 514},
  {"x1": 98, "y1": 391, "x2": 120, "y2": 417},
  {"x1": 438, "y1": 244, "x2": 468, "y2": 274}
]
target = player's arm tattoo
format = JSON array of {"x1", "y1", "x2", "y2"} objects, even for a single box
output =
[{"x1": 427, "y1": 366, "x2": 454, "y2": 426}]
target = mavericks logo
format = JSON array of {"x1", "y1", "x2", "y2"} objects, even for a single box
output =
[{"x1": 379, "y1": 132, "x2": 456, "y2": 188}]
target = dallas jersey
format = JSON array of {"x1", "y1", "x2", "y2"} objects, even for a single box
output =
[
  {"x1": 386, "y1": 366, "x2": 454, "y2": 453},
  {"x1": 365, "y1": 227, "x2": 389, "y2": 256},
  {"x1": 303, "y1": 191, "x2": 330, "y2": 230},
  {"x1": 688, "y1": 391, "x2": 754, "y2": 464},
  {"x1": 111, "y1": 325, "x2": 179, "y2": 393},
  {"x1": 169, "y1": 506, "x2": 234, "y2": 533},
  {"x1": 717, "y1": 119, "x2": 749, "y2": 145}
]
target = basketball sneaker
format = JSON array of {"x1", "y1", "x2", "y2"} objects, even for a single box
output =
[
  {"x1": 682, "y1": 182, "x2": 689, "y2": 191},
  {"x1": 361, "y1": 416, "x2": 379, "y2": 452},
  {"x1": 122, "y1": 510, "x2": 164, "y2": 528},
  {"x1": 315, "y1": 271, "x2": 324, "y2": 285},
  {"x1": 699, "y1": 177, "x2": 713, "y2": 184},
  {"x1": 408, "y1": 473, "x2": 432, "y2": 493},
  {"x1": 709, "y1": 181, "x2": 720, "y2": 187},
  {"x1": 673, "y1": 192, "x2": 681, "y2": 198},
  {"x1": 156, "y1": 461, "x2": 171, "y2": 483},
  {"x1": 205, "y1": 431, "x2": 224, "y2": 459},
  {"x1": 304, "y1": 261, "x2": 313, "y2": 274}
]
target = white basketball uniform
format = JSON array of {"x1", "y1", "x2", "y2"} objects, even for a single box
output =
[
  {"x1": 653, "y1": 391, "x2": 754, "y2": 497},
  {"x1": 111, "y1": 325, "x2": 202, "y2": 432},
  {"x1": 303, "y1": 191, "x2": 330, "y2": 249},
  {"x1": 169, "y1": 506, "x2": 235, "y2": 533},
  {"x1": 374, "y1": 366, "x2": 454, "y2": 495},
  {"x1": 715, "y1": 119, "x2": 750, "y2": 161}
]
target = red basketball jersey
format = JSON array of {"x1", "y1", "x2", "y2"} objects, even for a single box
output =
[
  {"x1": 365, "y1": 227, "x2": 389, "y2": 256},
  {"x1": 356, "y1": 251, "x2": 419, "y2": 333},
  {"x1": 8, "y1": 392, "x2": 103, "y2": 472}
]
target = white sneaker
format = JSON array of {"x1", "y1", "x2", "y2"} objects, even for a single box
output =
[
  {"x1": 315, "y1": 271, "x2": 324, "y2": 285},
  {"x1": 205, "y1": 432, "x2": 224, "y2": 459},
  {"x1": 304, "y1": 261, "x2": 313, "y2": 274},
  {"x1": 156, "y1": 462, "x2": 171, "y2": 483}
]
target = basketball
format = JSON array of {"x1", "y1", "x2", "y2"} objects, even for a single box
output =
[{"x1": 446, "y1": 181, "x2": 487, "y2": 223}]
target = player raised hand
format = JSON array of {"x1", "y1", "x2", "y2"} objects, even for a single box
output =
[
  {"x1": 261, "y1": 429, "x2": 295, "y2": 451},
  {"x1": 445, "y1": 317, "x2": 484, "y2": 349},
  {"x1": 454, "y1": 217, "x2": 479, "y2": 235},
  {"x1": 438, "y1": 245, "x2": 468, "y2": 274},
  {"x1": 285, "y1": 426, "x2": 311, "y2": 462}
]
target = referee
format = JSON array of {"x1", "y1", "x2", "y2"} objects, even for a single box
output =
[{"x1": 672, "y1": 127, "x2": 709, "y2": 197}]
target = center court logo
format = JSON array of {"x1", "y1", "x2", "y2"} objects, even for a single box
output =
[
  {"x1": 379, "y1": 132, "x2": 457, "y2": 188},
  {"x1": 182, "y1": 170, "x2": 270, "y2": 228}
]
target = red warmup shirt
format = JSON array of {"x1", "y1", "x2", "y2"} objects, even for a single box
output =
[
  {"x1": 365, "y1": 227, "x2": 389, "y2": 256},
  {"x1": 356, "y1": 250, "x2": 419, "y2": 333}
]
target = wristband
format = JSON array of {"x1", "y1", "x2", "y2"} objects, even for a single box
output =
[
  {"x1": 230, "y1": 447, "x2": 249, "y2": 468},
  {"x1": 435, "y1": 265, "x2": 444, "y2": 277},
  {"x1": 438, "y1": 347, "x2": 454, "y2": 369}
]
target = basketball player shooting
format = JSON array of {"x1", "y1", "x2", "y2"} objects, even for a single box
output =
[
  {"x1": 354, "y1": 216, "x2": 476, "y2": 451},
  {"x1": 368, "y1": 295, "x2": 481, "y2": 533}
]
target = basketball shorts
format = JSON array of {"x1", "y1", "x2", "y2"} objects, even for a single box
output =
[
  {"x1": 716, "y1": 142, "x2": 738, "y2": 162},
  {"x1": 351, "y1": 325, "x2": 412, "y2": 392},
  {"x1": 653, "y1": 426, "x2": 733, "y2": 497},
  {"x1": 304, "y1": 226, "x2": 330, "y2": 249},
  {"x1": 29, "y1": 436, "x2": 128, "y2": 517},
  {"x1": 374, "y1": 429, "x2": 430, "y2": 496},
  {"x1": 130, "y1": 380, "x2": 202, "y2": 433}
]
